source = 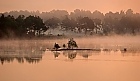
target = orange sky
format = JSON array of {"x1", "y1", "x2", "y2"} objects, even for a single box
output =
[{"x1": 0, "y1": 0, "x2": 140, "y2": 14}]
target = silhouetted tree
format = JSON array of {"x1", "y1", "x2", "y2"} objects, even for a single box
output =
[
  {"x1": 0, "y1": 14, "x2": 48, "y2": 38},
  {"x1": 44, "y1": 17, "x2": 60, "y2": 29},
  {"x1": 1, "y1": 9, "x2": 140, "y2": 37},
  {"x1": 15, "y1": 15, "x2": 26, "y2": 36},
  {"x1": 78, "y1": 17, "x2": 94, "y2": 34},
  {"x1": 61, "y1": 15, "x2": 71, "y2": 31},
  {"x1": 24, "y1": 15, "x2": 47, "y2": 36}
]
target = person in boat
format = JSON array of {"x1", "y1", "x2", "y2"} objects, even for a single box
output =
[
  {"x1": 67, "y1": 38, "x2": 78, "y2": 49},
  {"x1": 124, "y1": 48, "x2": 127, "y2": 52},
  {"x1": 63, "y1": 44, "x2": 66, "y2": 48},
  {"x1": 54, "y1": 43, "x2": 60, "y2": 50}
]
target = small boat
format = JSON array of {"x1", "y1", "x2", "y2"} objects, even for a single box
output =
[
  {"x1": 51, "y1": 38, "x2": 102, "y2": 51},
  {"x1": 50, "y1": 48, "x2": 101, "y2": 51},
  {"x1": 51, "y1": 38, "x2": 128, "y2": 52}
]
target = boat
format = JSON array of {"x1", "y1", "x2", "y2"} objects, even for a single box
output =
[
  {"x1": 50, "y1": 48, "x2": 101, "y2": 51},
  {"x1": 51, "y1": 38, "x2": 102, "y2": 51},
  {"x1": 50, "y1": 38, "x2": 128, "y2": 52}
]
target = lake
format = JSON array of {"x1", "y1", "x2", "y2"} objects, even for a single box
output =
[{"x1": 0, "y1": 37, "x2": 140, "y2": 81}]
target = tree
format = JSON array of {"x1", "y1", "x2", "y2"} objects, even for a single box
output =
[
  {"x1": 24, "y1": 15, "x2": 47, "y2": 36},
  {"x1": 92, "y1": 10, "x2": 104, "y2": 20},
  {"x1": 126, "y1": 9, "x2": 133, "y2": 17},
  {"x1": 120, "y1": 16, "x2": 139, "y2": 35},
  {"x1": 61, "y1": 15, "x2": 71, "y2": 31},
  {"x1": 0, "y1": 14, "x2": 6, "y2": 37},
  {"x1": 44, "y1": 17, "x2": 60, "y2": 29},
  {"x1": 103, "y1": 16, "x2": 114, "y2": 34},
  {"x1": 15, "y1": 15, "x2": 26, "y2": 36},
  {"x1": 0, "y1": 14, "x2": 18, "y2": 38},
  {"x1": 78, "y1": 17, "x2": 94, "y2": 29}
]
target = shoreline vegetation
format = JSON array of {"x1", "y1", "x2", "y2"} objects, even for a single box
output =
[
  {"x1": 0, "y1": 9, "x2": 140, "y2": 39},
  {"x1": 0, "y1": 34, "x2": 140, "y2": 40}
]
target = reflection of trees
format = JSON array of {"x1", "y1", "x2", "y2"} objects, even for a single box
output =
[
  {"x1": 15, "y1": 57, "x2": 24, "y2": 63},
  {"x1": 0, "y1": 58, "x2": 4, "y2": 65},
  {"x1": 0, "y1": 43, "x2": 46, "y2": 65},
  {"x1": 0, "y1": 57, "x2": 14, "y2": 65},
  {"x1": 0, "y1": 55, "x2": 43, "y2": 65},
  {"x1": 24, "y1": 57, "x2": 42, "y2": 64},
  {"x1": 79, "y1": 51, "x2": 93, "y2": 58},
  {"x1": 121, "y1": 51, "x2": 140, "y2": 57},
  {"x1": 61, "y1": 50, "x2": 140, "y2": 59},
  {"x1": 82, "y1": 54, "x2": 89, "y2": 58}
]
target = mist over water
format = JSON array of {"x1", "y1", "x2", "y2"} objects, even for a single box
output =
[
  {"x1": 1, "y1": 1, "x2": 140, "y2": 81},
  {"x1": 0, "y1": 36, "x2": 140, "y2": 81}
]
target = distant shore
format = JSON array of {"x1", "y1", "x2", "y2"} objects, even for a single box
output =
[{"x1": 0, "y1": 34, "x2": 140, "y2": 40}]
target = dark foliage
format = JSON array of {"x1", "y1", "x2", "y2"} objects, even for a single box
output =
[
  {"x1": 0, "y1": 14, "x2": 48, "y2": 38},
  {"x1": 1, "y1": 9, "x2": 140, "y2": 39}
]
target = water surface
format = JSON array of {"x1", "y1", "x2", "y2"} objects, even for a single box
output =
[{"x1": 0, "y1": 39, "x2": 140, "y2": 81}]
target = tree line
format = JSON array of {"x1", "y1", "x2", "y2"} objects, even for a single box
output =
[
  {"x1": 0, "y1": 14, "x2": 48, "y2": 38},
  {"x1": 0, "y1": 9, "x2": 140, "y2": 38}
]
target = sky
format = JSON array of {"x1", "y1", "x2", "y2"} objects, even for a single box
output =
[{"x1": 0, "y1": 0, "x2": 140, "y2": 14}]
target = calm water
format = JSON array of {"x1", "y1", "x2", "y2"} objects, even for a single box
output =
[{"x1": 0, "y1": 39, "x2": 140, "y2": 81}]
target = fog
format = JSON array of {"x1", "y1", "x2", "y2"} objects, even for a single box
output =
[
  {"x1": 0, "y1": 35, "x2": 140, "y2": 51},
  {"x1": 1, "y1": 35, "x2": 140, "y2": 81}
]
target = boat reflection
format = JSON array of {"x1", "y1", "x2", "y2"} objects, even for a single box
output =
[
  {"x1": 67, "y1": 51, "x2": 77, "y2": 59},
  {"x1": 52, "y1": 50, "x2": 140, "y2": 59},
  {"x1": 82, "y1": 54, "x2": 89, "y2": 58},
  {"x1": 53, "y1": 51, "x2": 77, "y2": 59},
  {"x1": 53, "y1": 51, "x2": 60, "y2": 58},
  {"x1": 1, "y1": 48, "x2": 140, "y2": 65}
]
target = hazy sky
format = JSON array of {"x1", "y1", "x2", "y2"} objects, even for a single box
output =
[{"x1": 0, "y1": 0, "x2": 140, "y2": 13}]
